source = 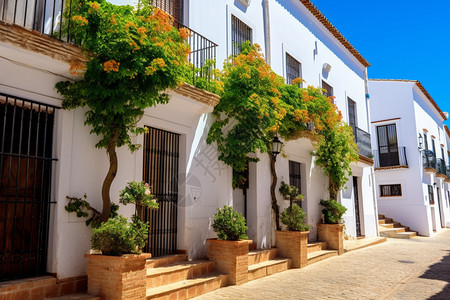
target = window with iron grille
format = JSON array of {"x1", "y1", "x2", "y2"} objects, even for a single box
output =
[
  {"x1": 285, "y1": 53, "x2": 302, "y2": 87},
  {"x1": 347, "y1": 98, "x2": 357, "y2": 129},
  {"x1": 380, "y1": 184, "x2": 402, "y2": 197},
  {"x1": 322, "y1": 80, "x2": 334, "y2": 103},
  {"x1": 289, "y1": 160, "x2": 302, "y2": 207},
  {"x1": 150, "y1": 0, "x2": 183, "y2": 22},
  {"x1": 428, "y1": 185, "x2": 435, "y2": 204},
  {"x1": 231, "y1": 15, "x2": 252, "y2": 56}
]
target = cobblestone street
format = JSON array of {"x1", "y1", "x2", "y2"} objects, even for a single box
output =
[{"x1": 195, "y1": 230, "x2": 450, "y2": 300}]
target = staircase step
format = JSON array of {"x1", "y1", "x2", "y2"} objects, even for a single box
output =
[
  {"x1": 146, "y1": 273, "x2": 228, "y2": 299},
  {"x1": 379, "y1": 223, "x2": 394, "y2": 228},
  {"x1": 45, "y1": 293, "x2": 101, "y2": 300},
  {"x1": 247, "y1": 258, "x2": 291, "y2": 281},
  {"x1": 307, "y1": 242, "x2": 328, "y2": 253},
  {"x1": 307, "y1": 250, "x2": 338, "y2": 266},
  {"x1": 248, "y1": 248, "x2": 279, "y2": 265},
  {"x1": 146, "y1": 254, "x2": 188, "y2": 268},
  {"x1": 394, "y1": 232, "x2": 417, "y2": 239},
  {"x1": 146, "y1": 260, "x2": 214, "y2": 288},
  {"x1": 378, "y1": 214, "x2": 385, "y2": 220}
]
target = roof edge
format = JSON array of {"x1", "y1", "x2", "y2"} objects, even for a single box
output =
[{"x1": 299, "y1": 0, "x2": 370, "y2": 67}]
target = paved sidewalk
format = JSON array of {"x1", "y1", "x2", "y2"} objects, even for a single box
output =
[{"x1": 194, "y1": 230, "x2": 450, "y2": 300}]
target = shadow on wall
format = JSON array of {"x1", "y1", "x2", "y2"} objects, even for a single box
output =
[{"x1": 419, "y1": 250, "x2": 450, "y2": 299}]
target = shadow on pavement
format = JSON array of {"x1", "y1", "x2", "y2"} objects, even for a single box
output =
[{"x1": 419, "y1": 250, "x2": 450, "y2": 299}]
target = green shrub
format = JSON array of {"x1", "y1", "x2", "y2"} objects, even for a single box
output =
[
  {"x1": 279, "y1": 181, "x2": 304, "y2": 207},
  {"x1": 119, "y1": 181, "x2": 159, "y2": 209},
  {"x1": 91, "y1": 215, "x2": 148, "y2": 256},
  {"x1": 320, "y1": 199, "x2": 347, "y2": 224},
  {"x1": 280, "y1": 203, "x2": 310, "y2": 231},
  {"x1": 212, "y1": 206, "x2": 248, "y2": 241}
]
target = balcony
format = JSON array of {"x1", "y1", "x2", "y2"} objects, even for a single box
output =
[
  {"x1": 373, "y1": 147, "x2": 408, "y2": 168},
  {"x1": 0, "y1": 0, "x2": 217, "y2": 89},
  {"x1": 423, "y1": 150, "x2": 437, "y2": 170},
  {"x1": 353, "y1": 127, "x2": 372, "y2": 158},
  {"x1": 436, "y1": 158, "x2": 447, "y2": 175}
]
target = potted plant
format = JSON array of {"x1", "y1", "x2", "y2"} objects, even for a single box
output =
[
  {"x1": 207, "y1": 205, "x2": 251, "y2": 285},
  {"x1": 317, "y1": 199, "x2": 347, "y2": 255},
  {"x1": 85, "y1": 181, "x2": 158, "y2": 300},
  {"x1": 275, "y1": 182, "x2": 310, "y2": 268}
]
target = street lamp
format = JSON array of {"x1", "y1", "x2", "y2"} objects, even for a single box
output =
[
  {"x1": 272, "y1": 136, "x2": 283, "y2": 157},
  {"x1": 418, "y1": 133, "x2": 424, "y2": 151}
]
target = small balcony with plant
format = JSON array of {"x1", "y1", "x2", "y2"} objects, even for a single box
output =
[
  {"x1": 422, "y1": 150, "x2": 437, "y2": 171},
  {"x1": 436, "y1": 158, "x2": 447, "y2": 176},
  {"x1": 373, "y1": 146, "x2": 408, "y2": 169}
]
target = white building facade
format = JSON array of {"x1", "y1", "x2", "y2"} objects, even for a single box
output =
[
  {"x1": 0, "y1": 0, "x2": 378, "y2": 283},
  {"x1": 369, "y1": 79, "x2": 450, "y2": 236}
]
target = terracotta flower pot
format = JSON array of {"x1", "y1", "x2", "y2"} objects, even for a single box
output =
[
  {"x1": 275, "y1": 230, "x2": 309, "y2": 268},
  {"x1": 85, "y1": 253, "x2": 151, "y2": 300},
  {"x1": 207, "y1": 238, "x2": 252, "y2": 285},
  {"x1": 317, "y1": 223, "x2": 344, "y2": 255}
]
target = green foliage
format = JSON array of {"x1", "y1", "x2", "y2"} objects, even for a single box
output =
[
  {"x1": 57, "y1": 1, "x2": 190, "y2": 151},
  {"x1": 279, "y1": 181, "x2": 304, "y2": 204},
  {"x1": 207, "y1": 42, "x2": 287, "y2": 187},
  {"x1": 186, "y1": 59, "x2": 223, "y2": 95},
  {"x1": 280, "y1": 203, "x2": 310, "y2": 231},
  {"x1": 65, "y1": 195, "x2": 119, "y2": 228},
  {"x1": 313, "y1": 123, "x2": 359, "y2": 199},
  {"x1": 320, "y1": 199, "x2": 347, "y2": 224},
  {"x1": 119, "y1": 181, "x2": 159, "y2": 209},
  {"x1": 212, "y1": 205, "x2": 248, "y2": 241},
  {"x1": 91, "y1": 215, "x2": 148, "y2": 256}
]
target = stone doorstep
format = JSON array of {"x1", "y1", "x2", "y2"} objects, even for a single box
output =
[
  {"x1": 247, "y1": 258, "x2": 292, "y2": 281},
  {"x1": 146, "y1": 260, "x2": 215, "y2": 288},
  {"x1": 146, "y1": 254, "x2": 188, "y2": 269},
  {"x1": 247, "y1": 248, "x2": 279, "y2": 266},
  {"x1": 343, "y1": 237, "x2": 387, "y2": 253},
  {"x1": 145, "y1": 273, "x2": 228, "y2": 299},
  {"x1": 306, "y1": 250, "x2": 338, "y2": 266},
  {"x1": 395, "y1": 232, "x2": 418, "y2": 239},
  {"x1": 307, "y1": 242, "x2": 328, "y2": 254}
]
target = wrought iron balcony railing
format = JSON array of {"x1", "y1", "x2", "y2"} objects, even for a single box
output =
[
  {"x1": 446, "y1": 165, "x2": 450, "y2": 178},
  {"x1": 1, "y1": 0, "x2": 217, "y2": 89},
  {"x1": 436, "y1": 158, "x2": 447, "y2": 175},
  {"x1": 1, "y1": 0, "x2": 68, "y2": 40},
  {"x1": 423, "y1": 150, "x2": 437, "y2": 170},
  {"x1": 353, "y1": 127, "x2": 372, "y2": 158},
  {"x1": 373, "y1": 146, "x2": 408, "y2": 168}
]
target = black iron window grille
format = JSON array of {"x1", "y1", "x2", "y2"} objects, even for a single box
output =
[
  {"x1": 231, "y1": 15, "x2": 252, "y2": 57},
  {"x1": 321, "y1": 80, "x2": 333, "y2": 103},
  {"x1": 150, "y1": 0, "x2": 183, "y2": 22},
  {"x1": 0, "y1": 93, "x2": 58, "y2": 282},
  {"x1": 288, "y1": 160, "x2": 302, "y2": 207},
  {"x1": 286, "y1": 53, "x2": 301, "y2": 87},
  {"x1": 428, "y1": 185, "x2": 435, "y2": 205},
  {"x1": 140, "y1": 126, "x2": 179, "y2": 257},
  {"x1": 380, "y1": 184, "x2": 402, "y2": 197}
]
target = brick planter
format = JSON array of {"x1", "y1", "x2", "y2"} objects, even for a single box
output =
[
  {"x1": 85, "y1": 253, "x2": 151, "y2": 300},
  {"x1": 207, "y1": 239, "x2": 252, "y2": 285},
  {"x1": 317, "y1": 223, "x2": 344, "y2": 255},
  {"x1": 275, "y1": 230, "x2": 309, "y2": 268}
]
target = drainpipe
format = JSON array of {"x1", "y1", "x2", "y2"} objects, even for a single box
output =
[
  {"x1": 263, "y1": 0, "x2": 271, "y2": 65},
  {"x1": 365, "y1": 67, "x2": 379, "y2": 236}
]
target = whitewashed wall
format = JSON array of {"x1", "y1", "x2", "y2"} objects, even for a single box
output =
[{"x1": 369, "y1": 80, "x2": 448, "y2": 236}]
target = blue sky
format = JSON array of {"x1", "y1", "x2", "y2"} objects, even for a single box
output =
[{"x1": 311, "y1": 0, "x2": 450, "y2": 123}]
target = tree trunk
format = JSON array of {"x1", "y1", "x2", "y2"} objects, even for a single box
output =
[
  {"x1": 100, "y1": 129, "x2": 120, "y2": 222},
  {"x1": 269, "y1": 153, "x2": 280, "y2": 230},
  {"x1": 329, "y1": 176, "x2": 337, "y2": 200}
]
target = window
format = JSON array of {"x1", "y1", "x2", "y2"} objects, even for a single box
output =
[
  {"x1": 321, "y1": 80, "x2": 333, "y2": 103},
  {"x1": 424, "y1": 132, "x2": 429, "y2": 151},
  {"x1": 289, "y1": 160, "x2": 302, "y2": 207},
  {"x1": 285, "y1": 53, "x2": 302, "y2": 87},
  {"x1": 380, "y1": 184, "x2": 402, "y2": 196},
  {"x1": 347, "y1": 98, "x2": 357, "y2": 129},
  {"x1": 377, "y1": 124, "x2": 399, "y2": 167},
  {"x1": 428, "y1": 185, "x2": 435, "y2": 204},
  {"x1": 231, "y1": 15, "x2": 252, "y2": 56}
]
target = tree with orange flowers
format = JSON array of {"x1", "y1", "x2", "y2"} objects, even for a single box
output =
[{"x1": 56, "y1": 0, "x2": 190, "y2": 222}]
